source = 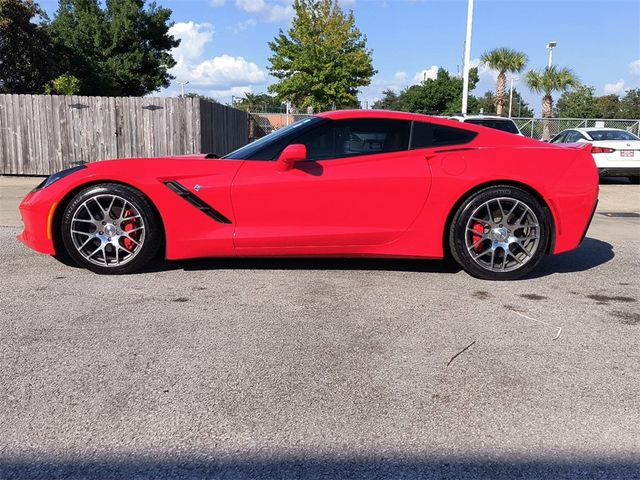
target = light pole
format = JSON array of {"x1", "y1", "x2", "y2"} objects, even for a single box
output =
[
  {"x1": 176, "y1": 80, "x2": 189, "y2": 97},
  {"x1": 546, "y1": 41, "x2": 557, "y2": 68},
  {"x1": 508, "y1": 77, "x2": 517, "y2": 117},
  {"x1": 231, "y1": 95, "x2": 235, "y2": 107},
  {"x1": 461, "y1": 0, "x2": 474, "y2": 114}
]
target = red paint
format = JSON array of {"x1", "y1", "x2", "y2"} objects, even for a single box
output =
[{"x1": 18, "y1": 111, "x2": 599, "y2": 264}]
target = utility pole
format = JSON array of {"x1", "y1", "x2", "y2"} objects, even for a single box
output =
[
  {"x1": 176, "y1": 80, "x2": 189, "y2": 97},
  {"x1": 508, "y1": 77, "x2": 515, "y2": 117},
  {"x1": 546, "y1": 41, "x2": 557, "y2": 68},
  {"x1": 461, "y1": 0, "x2": 474, "y2": 114}
]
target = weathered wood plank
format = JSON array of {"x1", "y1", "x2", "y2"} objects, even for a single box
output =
[{"x1": 0, "y1": 94, "x2": 249, "y2": 175}]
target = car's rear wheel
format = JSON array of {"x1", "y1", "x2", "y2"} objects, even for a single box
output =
[
  {"x1": 449, "y1": 185, "x2": 550, "y2": 280},
  {"x1": 61, "y1": 183, "x2": 161, "y2": 274}
]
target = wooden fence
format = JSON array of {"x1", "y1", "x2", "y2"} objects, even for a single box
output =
[{"x1": 0, "y1": 94, "x2": 249, "y2": 175}]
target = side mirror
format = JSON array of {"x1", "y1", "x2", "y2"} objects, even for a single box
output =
[{"x1": 276, "y1": 144, "x2": 307, "y2": 171}]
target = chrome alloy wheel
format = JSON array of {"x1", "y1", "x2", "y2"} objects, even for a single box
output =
[
  {"x1": 69, "y1": 194, "x2": 146, "y2": 267},
  {"x1": 465, "y1": 197, "x2": 541, "y2": 273}
]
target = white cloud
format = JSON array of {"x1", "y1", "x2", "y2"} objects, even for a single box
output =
[
  {"x1": 210, "y1": 0, "x2": 225, "y2": 6},
  {"x1": 234, "y1": 0, "x2": 294, "y2": 22},
  {"x1": 168, "y1": 21, "x2": 266, "y2": 90},
  {"x1": 358, "y1": 71, "x2": 410, "y2": 107},
  {"x1": 413, "y1": 66, "x2": 438, "y2": 83},
  {"x1": 227, "y1": 18, "x2": 257, "y2": 34},
  {"x1": 630, "y1": 59, "x2": 640, "y2": 76},
  {"x1": 472, "y1": 57, "x2": 499, "y2": 82},
  {"x1": 236, "y1": 0, "x2": 267, "y2": 13},
  {"x1": 393, "y1": 71, "x2": 407, "y2": 83},
  {"x1": 168, "y1": 22, "x2": 214, "y2": 62},
  {"x1": 267, "y1": 4, "x2": 295, "y2": 21},
  {"x1": 604, "y1": 80, "x2": 625, "y2": 95},
  {"x1": 178, "y1": 55, "x2": 266, "y2": 87}
]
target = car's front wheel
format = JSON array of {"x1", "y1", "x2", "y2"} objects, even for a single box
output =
[
  {"x1": 61, "y1": 183, "x2": 161, "y2": 274},
  {"x1": 449, "y1": 186, "x2": 550, "y2": 280}
]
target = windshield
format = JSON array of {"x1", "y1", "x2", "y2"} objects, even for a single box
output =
[
  {"x1": 223, "y1": 116, "x2": 323, "y2": 160},
  {"x1": 464, "y1": 119, "x2": 520, "y2": 134},
  {"x1": 587, "y1": 130, "x2": 640, "y2": 141}
]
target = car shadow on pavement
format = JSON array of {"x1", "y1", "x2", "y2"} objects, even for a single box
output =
[
  {"x1": 142, "y1": 255, "x2": 464, "y2": 275},
  {"x1": 525, "y1": 237, "x2": 614, "y2": 279},
  {"x1": 139, "y1": 237, "x2": 614, "y2": 278},
  {"x1": 1, "y1": 455, "x2": 639, "y2": 480}
]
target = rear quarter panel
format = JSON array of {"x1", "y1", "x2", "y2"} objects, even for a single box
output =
[{"x1": 401, "y1": 143, "x2": 598, "y2": 258}]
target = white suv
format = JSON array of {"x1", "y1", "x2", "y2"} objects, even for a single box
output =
[{"x1": 449, "y1": 115, "x2": 522, "y2": 135}]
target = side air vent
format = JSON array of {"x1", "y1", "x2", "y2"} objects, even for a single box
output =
[{"x1": 164, "y1": 181, "x2": 232, "y2": 224}]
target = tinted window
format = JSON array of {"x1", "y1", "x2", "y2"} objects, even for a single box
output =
[
  {"x1": 223, "y1": 116, "x2": 325, "y2": 160},
  {"x1": 293, "y1": 118, "x2": 411, "y2": 161},
  {"x1": 550, "y1": 132, "x2": 567, "y2": 143},
  {"x1": 410, "y1": 122, "x2": 477, "y2": 149},
  {"x1": 587, "y1": 130, "x2": 640, "y2": 141},
  {"x1": 565, "y1": 131, "x2": 583, "y2": 142},
  {"x1": 464, "y1": 118, "x2": 520, "y2": 134}
]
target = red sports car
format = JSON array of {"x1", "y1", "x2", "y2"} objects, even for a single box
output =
[{"x1": 18, "y1": 110, "x2": 598, "y2": 280}]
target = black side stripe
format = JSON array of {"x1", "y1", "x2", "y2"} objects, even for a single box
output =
[{"x1": 164, "y1": 181, "x2": 232, "y2": 224}]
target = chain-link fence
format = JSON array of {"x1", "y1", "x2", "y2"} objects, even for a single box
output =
[
  {"x1": 250, "y1": 112, "x2": 640, "y2": 141},
  {"x1": 513, "y1": 118, "x2": 640, "y2": 140}
]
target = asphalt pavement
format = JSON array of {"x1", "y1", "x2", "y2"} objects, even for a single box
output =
[{"x1": 0, "y1": 176, "x2": 639, "y2": 479}]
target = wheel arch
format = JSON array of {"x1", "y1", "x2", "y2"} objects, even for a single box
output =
[
  {"x1": 442, "y1": 180, "x2": 557, "y2": 258},
  {"x1": 51, "y1": 180, "x2": 166, "y2": 257}
]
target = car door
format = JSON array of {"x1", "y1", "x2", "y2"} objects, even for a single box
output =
[{"x1": 230, "y1": 118, "x2": 432, "y2": 252}]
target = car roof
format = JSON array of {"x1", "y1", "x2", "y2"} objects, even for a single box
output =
[
  {"x1": 317, "y1": 109, "x2": 436, "y2": 122},
  {"x1": 450, "y1": 115, "x2": 515, "y2": 121},
  {"x1": 569, "y1": 127, "x2": 629, "y2": 133}
]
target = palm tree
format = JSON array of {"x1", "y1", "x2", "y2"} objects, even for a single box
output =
[
  {"x1": 525, "y1": 66, "x2": 578, "y2": 140},
  {"x1": 480, "y1": 48, "x2": 528, "y2": 116}
]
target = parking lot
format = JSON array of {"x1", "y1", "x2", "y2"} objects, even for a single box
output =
[{"x1": 0, "y1": 176, "x2": 639, "y2": 479}]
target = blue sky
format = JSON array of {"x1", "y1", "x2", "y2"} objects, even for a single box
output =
[{"x1": 39, "y1": 0, "x2": 640, "y2": 114}]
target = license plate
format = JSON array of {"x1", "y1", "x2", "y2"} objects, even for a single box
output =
[{"x1": 621, "y1": 150, "x2": 634, "y2": 157}]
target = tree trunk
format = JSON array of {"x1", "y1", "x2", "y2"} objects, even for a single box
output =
[
  {"x1": 541, "y1": 94, "x2": 552, "y2": 141},
  {"x1": 495, "y1": 72, "x2": 506, "y2": 116}
]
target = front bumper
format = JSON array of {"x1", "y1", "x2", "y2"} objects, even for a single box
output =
[{"x1": 17, "y1": 190, "x2": 57, "y2": 255}]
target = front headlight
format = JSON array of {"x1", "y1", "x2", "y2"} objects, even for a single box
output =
[{"x1": 33, "y1": 165, "x2": 87, "y2": 191}]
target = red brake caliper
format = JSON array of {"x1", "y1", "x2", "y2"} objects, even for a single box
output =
[
  {"x1": 121, "y1": 209, "x2": 137, "y2": 251},
  {"x1": 471, "y1": 222, "x2": 485, "y2": 252}
]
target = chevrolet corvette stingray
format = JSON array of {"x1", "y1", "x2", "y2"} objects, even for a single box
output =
[{"x1": 18, "y1": 110, "x2": 598, "y2": 280}]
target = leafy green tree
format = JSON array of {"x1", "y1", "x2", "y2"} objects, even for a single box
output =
[
  {"x1": 235, "y1": 92, "x2": 284, "y2": 112},
  {"x1": 618, "y1": 88, "x2": 640, "y2": 119},
  {"x1": 556, "y1": 84, "x2": 600, "y2": 118},
  {"x1": 371, "y1": 89, "x2": 401, "y2": 110},
  {"x1": 480, "y1": 47, "x2": 528, "y2": 116},
  {"x1": 44, "y1": 73, "x2": 80, "y2": 94},
  {"x1": 400, "y1": 67, "x2": 479, "y2": 115},
  {"x1": 474, "y1": 89, "x2": 533, "y2": 117},
  {"x1": 595, "y1": 94, "x2": 620, "y2": 119},
  {"x1": 0, "y1": 0, "x2": 60, "y2": 93},
  {"x1": 50, "y1": 0, "x2": 179, "y2": 96},
  {"x1": 268, "y1": 0, "x2": 376, "y2": 111},
  {"x1": 525, "y1": 65, "x2": 578, "y2": 140}
]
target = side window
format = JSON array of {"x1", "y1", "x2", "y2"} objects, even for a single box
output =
[
  {"x1": 550, "y1": 132, "x2": 566, "y2": 143},
  {"x1": 293, "y1": 118, "x2": 411, "y2": 161},
  {"x1": 564, "y1": 131, "x2": 579, "y2": 142},
  {"x1": 411, "y1": 122, "x2": 477, "y2": 149}
]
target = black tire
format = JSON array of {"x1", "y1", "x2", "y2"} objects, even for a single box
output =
[
  {"x1": 61, "y1": 183, "x2": 162, "y2": 274},
  {"x1": 448, "y1": 185, "x2": 550, "y2": 281}
]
